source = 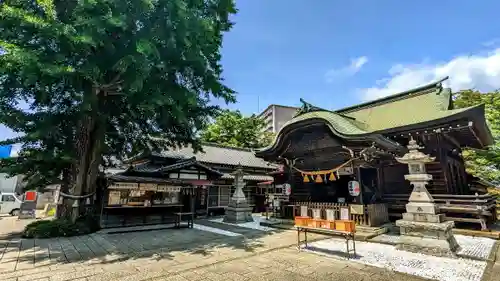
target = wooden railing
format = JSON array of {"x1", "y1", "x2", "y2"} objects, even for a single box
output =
[
  {"x1": 383, "y1": 193, "x2": 498, "y2": 230},
  {"x1": 292, "y1": 202, "x2": 389, "y2": 227}
]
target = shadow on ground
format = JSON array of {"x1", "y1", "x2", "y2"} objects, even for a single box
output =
[{"x1": 0, "y1": 216, "x2": 289, "y2": 270}]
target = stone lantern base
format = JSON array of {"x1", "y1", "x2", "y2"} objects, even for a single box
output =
[
  {"x1": 396, "y1": 216, "x2": 460, "y2": 257},
  {"x1": 223, "y1": 199, "x2": 254, "y2": 223}
]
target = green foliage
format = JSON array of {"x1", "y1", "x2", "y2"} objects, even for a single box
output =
[
  {"x1": 453, "y1": 90, "x2": 500, "y2": 184},
  {"x1": 22, "y1": 214, "x2": 100, "y2": 238},
  {"x1": 0, "y1": 1, "x2": 237, "y2": 192},
  {"x1": 200, "y1": 110, "x2": 273, "y2": 148}
]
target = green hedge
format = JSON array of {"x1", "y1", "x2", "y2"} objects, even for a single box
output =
[{"x1": 22, "y1": 215, "x2": 100, "y2": 239}]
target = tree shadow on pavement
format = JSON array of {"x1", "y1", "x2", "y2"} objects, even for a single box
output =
[{"x1": 0, "y1": 217, "x2": 291, "y2": 271}]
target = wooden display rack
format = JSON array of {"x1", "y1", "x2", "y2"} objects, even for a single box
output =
[
  {"x1": 294, "y1": 216, "x2": 356, "y2": 259},
  {"x1": 294, "y1": 216, "x2": 356, "y2": 233}
]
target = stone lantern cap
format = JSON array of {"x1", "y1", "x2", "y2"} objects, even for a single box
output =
[{"x1": 395, "y1": 139, "x2": 435, "y2": 164}]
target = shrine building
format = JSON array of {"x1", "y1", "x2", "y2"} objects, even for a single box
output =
[{"x1": 255, "y1": 77, "x2": 497, "y2": 230}]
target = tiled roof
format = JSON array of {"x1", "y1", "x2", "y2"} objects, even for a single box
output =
[
  {"x1": 107, "y1": 174, "x2": 185, "y2": 184},
  {"x1": 221, "y1": 174, "x2": 274, "y2": 181},
  {"x1": 131, "y1": 157, "x2": 223, "y2": 176},
  {"x1": 153, "y1": 143, "x2": 276, "y2": 169}
]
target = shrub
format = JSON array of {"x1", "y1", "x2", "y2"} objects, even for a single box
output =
[{"x1": 22, "y1": 214, "x2": 100, "y2": 238}]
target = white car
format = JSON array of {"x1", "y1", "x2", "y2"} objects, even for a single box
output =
[{"x1": 0, "y1": 192, "x2": 22, "y2": 216}]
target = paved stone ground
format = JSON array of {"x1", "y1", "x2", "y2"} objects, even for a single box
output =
[
  {"x1": 0, "y1": 219, "x2": 435, "y2": 281},
  {"x1": 0, "y1": 236, "x2": 429, "y2": 281},
  {"x1": 0, "y1": 214, "x2": 48, "y2": 238}
]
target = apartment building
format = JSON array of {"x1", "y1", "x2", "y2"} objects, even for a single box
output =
[{"x1": 258, "y1": 104, "x2": 299, "y2": 133}]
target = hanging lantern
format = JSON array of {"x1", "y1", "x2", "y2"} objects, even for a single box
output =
[
  {"x1": 315, "y1": 175, "x2": 323, "y2": 183},
  {"x1": 329, "y1": 172, "x2": 336, "y2": 181},
  {"x1": 303, "y1": 174, "x2": 310, "y2": 183}
]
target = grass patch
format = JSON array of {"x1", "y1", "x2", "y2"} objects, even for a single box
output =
[{"x1": 22, "y1": 214, "x2": 100, "y2": 238}]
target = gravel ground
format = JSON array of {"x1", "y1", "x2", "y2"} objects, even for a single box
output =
[
  {"x1": 305, "y1": 238, "x2": 488, "y2": 281},
  {"x1": 371, "y1": 234, "x2": 496, "y2": 260}
]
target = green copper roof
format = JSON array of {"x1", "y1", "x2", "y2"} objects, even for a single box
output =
[
  {"x1": 280, "y1": 78, "x2": 476, "y2": 135},
  {"x1": 257, "y1": 77, "x2": 493, "y2": 157},
  {"x1": 338, "y1": 86, "x2": 457, "y2": 131},
  {"x1": 281, "y1": 111, "x2": 369, "y2": 135}
]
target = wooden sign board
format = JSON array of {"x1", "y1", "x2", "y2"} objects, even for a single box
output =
[
  {"x1": 325, "y1": 209, "x2": 336, "y2": 220},
  {"x1": 108, "y1": 191, "x2": 122, "y2": 205},
  {"x1": 139, "y1": 183, "x2": 157, "y2": 191},
  {"x1": 300, "y1": 206, "x2": 308, "y2": 217},
  {"x1": 340, "y1": 206, "x2": 350, "y2": 220},
  {"x1": 350, "y1": 204, "x2": 364, "y2": 215},
  {"x1": 312, "y1": 208, "x2": 321, "y2": 219},
  {"x1": 109, "y1": 182, "x2": 138, "y2": 190},
  {"x1": 157, "y1": 185, "x2": 181, "y2": 193}
]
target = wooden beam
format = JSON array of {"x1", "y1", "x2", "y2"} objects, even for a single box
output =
[{"x1": 468, "y1": 121, "x2": 484, "y2": 147}]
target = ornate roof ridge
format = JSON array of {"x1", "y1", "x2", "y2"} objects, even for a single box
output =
[
  {"x1": 294, "y1": 99, "x2": 355, "y2": 120},
  {"x1": 200, "y1": 142, "x2": 256, "y2": 152},
  {"x1": 336, "y1": 77, "x2": 449, "y2": 114}
]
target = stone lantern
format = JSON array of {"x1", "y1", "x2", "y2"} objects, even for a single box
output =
[
  {"x1": 395, "y1": 138, "x2": 460, "y2": 257},
  {"x1": 223, "y1": 165, "x2": 254, "y2": 223}
]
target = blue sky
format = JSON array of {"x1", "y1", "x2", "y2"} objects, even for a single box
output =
[
  {"x1": 2, "y1": 0, "x2": 500, "y2": 149},
  {"x1": 221, "y1": 0, "x2": 500, "y2": 114}
]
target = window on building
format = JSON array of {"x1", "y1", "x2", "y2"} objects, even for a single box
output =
[
  {"x1": 1, "y1": 195, "x2": 15, "y2": 202},
  {"x1": 208, "y1": 186, "x2": 219, "y2": 207}
]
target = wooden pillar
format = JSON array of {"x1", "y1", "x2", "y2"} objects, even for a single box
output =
[
  {"x1": 448, "y1": 160, "x2": 459, "y2": 194},
  {"x1": 190, "y1": 188, "x2": 195, "y2": 213},
  {"x1": 355, "y1": 167, "x2": 364, "y2": 205},
  {"x1": 377, "y1": 166, "x2": 385, "y2": 196},
  {"x1": 435, "y1": 131, "x2": 451, "y2": 194}
]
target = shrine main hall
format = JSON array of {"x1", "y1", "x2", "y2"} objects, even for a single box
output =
[{"x1": 255, "y1": 77, "x2": 496, "y2": 230}]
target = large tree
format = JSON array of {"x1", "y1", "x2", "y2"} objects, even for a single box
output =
[
  {"x1": 0, "y1": 0, "x2": 237, "y2": 220},
  {"x1": 453, "y1": 90, "x2": 500, "y2": 184},
  {"x1": 201, "y1": 110, "x2": 275, "y2": 148}
]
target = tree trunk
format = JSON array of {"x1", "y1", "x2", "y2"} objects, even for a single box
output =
[
  {"x1": 56, "y1": 167, "x2": 72, "y2": 219},
  {"x1": 70, "y1": 90, "x2": 105, "y2": 223}
]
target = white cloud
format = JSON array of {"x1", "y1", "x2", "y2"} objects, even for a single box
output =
[
  {"x1": 482, "y1": 38, "x2": 500, "y2": 47},
  {"x1": 360, "y1": 48, "x2": 500, "y2": 101},
  {"x1": 325, "y1": 56, "x2": 368, "y2": 83}
]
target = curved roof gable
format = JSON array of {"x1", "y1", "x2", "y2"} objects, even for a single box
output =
[{"x1": 256, "y1": 77, "x2": 494, "y2": 156}]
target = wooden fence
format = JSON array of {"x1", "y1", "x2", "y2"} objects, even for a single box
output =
[{"x1": 383, "y1": 193, "x2": 498, "y2": 230}]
